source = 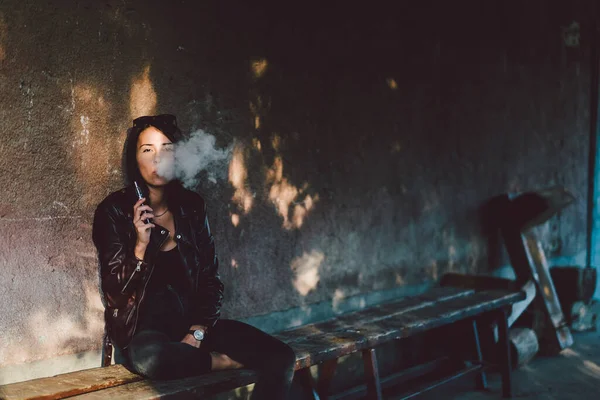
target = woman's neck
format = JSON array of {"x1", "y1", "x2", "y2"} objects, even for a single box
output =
[{"x1": 147, "y1": 185, "x2": 167, "y2": 210}]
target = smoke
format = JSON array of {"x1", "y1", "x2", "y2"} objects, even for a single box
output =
[{"x1": 156, "y1": 129, "x2": 232, "y2": 189}]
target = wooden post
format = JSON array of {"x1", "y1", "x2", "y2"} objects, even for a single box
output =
[
  {"x1": 295, "y1": 368, "x2": 320, "y2": 400},
  {"x1": 362, "y1": 348, "x2": 383, "y2": 400},
  {"x1": 497, "y1": 308, "x2": 512, "y2": 398},
  {"x1": 101, "y1": 333, "x2": 113, "y2": 368},
  {"x1": 317, "y1": 359, "x2": 338, "y2": 399},
  {"x1": 472, "y1": 320, "x2": 488, "y2": 390}
]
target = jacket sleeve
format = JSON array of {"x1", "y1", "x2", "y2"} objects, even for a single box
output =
[
  {"x1": 188, "y1": 207, "x2": 224, "y2": 329},
  {"x1": 93, "y1": 201, "x2": 148, "y2": 308}
]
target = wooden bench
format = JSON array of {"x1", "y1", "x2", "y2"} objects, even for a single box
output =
[{"x1": 0, "y1": 287, "x2": 524, "y2": 400}]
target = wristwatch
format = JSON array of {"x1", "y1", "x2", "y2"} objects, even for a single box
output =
[{"x1": 188, "y1": 329, "x2": 205, "y2": 341}]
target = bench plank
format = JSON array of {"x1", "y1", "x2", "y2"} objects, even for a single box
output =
[
  {"x1": 274, "y1": 288, "x2": 475, "y2": 343},
  {"x1": 285, "y1": 290, "x2": 524, "y2": 368},
  {"x1": 70, "y1": 370, "x2": 258, "y2": 400},
  {"x1": 0, "y1": 365, "x2": 141, "y2": 400}
]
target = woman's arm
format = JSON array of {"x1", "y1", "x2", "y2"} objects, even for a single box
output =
[
  {"x1": 188, "y1": 210, "x2": 225, "y2": 329},
  {"x1": 93, "y1": 200, "x2": 150, "y2": 307}
]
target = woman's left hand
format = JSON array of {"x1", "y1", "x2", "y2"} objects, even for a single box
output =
[
  {"x1": 180, "y1": 324, "x2": 207, "y2": 348},
  {"x1": 181, "y1": 334, "x2": 201, "y2": 349}
]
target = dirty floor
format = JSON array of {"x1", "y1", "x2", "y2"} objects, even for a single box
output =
[{"x1": 388, "y1": 331, "x2": 600, "y2": 400}]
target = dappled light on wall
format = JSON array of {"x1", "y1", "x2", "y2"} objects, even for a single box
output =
[
  {"x1": 271, "y1": 134, "x2": 280, "y2": 151},
  {"x1": 291, "y1": 194, "x2": 317, "y2": 229},
  {"x1": 395, "y1": 273, "x2": 405, "y2": 285},
  {"x1": 228, "y1": 136, "x2": 319, "y2": 229},
  {"x1": 332, "y1": 289, "x2": 345, "y2": 312},
  {"x1": 67, "y1": 83, "x2": 114, "y2": 204},
  {"x1": 291, "y1": 250, "x2": 324, "y2": 296},
  {"x1": 266, "y1": 156, "x2": 319, "y2": 230},
  {"x1": 249, "y1": 96, "x2": 269, "y2": 130},
  {"x1": 252, "y1": 138, "x2": 262, "y2": 151},
  {"x1": 129, "y1": 65, "x2": 157, "y2": 119},
  {"x1": 251, "y1": 58, "x2": 268, "y2": 79},
  {"x1": 228, "y1": 143, "x2": 254, "y2": 216},
  {"x1": 386, "y1": 78, "x2": 398, "y2": 90}
]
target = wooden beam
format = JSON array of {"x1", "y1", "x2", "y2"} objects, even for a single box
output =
[
  {"x1": 362, "y1": 348, "x2": 382, "y2": 400},
  {"x1": 295, "y1": 368, "x2": 320, "y2": 400},
  {"x1": 472, "y1": 320, "x2": 487, "y2": 390},
  {"x1": 497, "y1": 308, "x2": 512, "y2": 398}
]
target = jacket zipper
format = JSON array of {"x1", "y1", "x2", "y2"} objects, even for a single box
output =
[{"x1": 121, "y1": 261, "x2": 142, "y2": 294}]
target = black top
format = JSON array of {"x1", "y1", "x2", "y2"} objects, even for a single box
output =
[
  {"x1": 137, "y1": 247, "x2": 193, "y2": 337},
  {"x1": 146, "y1": 246, "x2": 191, "y2": 295}
]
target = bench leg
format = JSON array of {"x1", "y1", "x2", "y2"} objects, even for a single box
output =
[
  {"x1": 498, "y1": 308, "x2": 512, "y2": 398},
  {"x1": 296, "y1": 368, "x2": 320, "y2": 400},
  {"x1": 101, "y1": 333, "x2": 113, "y2": 367},
  {"x1": 472, "y1": 319, "x2": 488, "y2": 390},
  {"x1": 362, "y1": 348, "x2": 383, "y2": 400},
  {"x1": 317, "y1": 359, "x2": 338, "y2": 399}
]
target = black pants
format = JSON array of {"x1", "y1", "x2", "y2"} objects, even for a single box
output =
[{"x1": 127, "y1": 319, "x2": 296, "y2": 400}]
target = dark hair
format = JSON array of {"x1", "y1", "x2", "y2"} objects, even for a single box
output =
[{"x1": 122, "y1": 114, "x2": 186, "y2": 200}]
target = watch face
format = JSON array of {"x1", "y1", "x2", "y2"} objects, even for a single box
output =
[{"x1": 193, "y1": 330, "x2": 204, "y2": 341}]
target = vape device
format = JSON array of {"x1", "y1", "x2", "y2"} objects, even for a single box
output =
[{"x1": 133, "y1": 180, "x2": 151, "y2": 224}]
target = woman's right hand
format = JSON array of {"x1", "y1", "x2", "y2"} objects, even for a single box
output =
[{"x1": 133, "y1": 198, "x2": 155, "y2": 257}]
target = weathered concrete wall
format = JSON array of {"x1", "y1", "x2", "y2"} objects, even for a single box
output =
[{"x1": 0, "y1": 0, "x2": 591, "y2": 377}]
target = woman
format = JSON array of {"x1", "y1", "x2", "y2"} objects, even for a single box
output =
[{"x1": 92, "y1": 114, "x2": 296, "y2": 399}]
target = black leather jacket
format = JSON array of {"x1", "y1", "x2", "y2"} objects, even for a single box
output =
[{"x1": 92, "y1": 184, "x2": 224, "y2": 349}]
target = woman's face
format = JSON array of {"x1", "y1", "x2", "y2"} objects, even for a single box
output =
[{"x1": 136, "y1": 126, "x2": 175, "y2": 187}]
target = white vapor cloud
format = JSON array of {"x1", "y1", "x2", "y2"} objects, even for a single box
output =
[{"x1": 157, "y1": 129, "x2": 232, "y2": 189}]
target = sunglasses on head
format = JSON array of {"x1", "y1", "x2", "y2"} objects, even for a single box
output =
[{"x1": 132, "y1": 114, "x2": 178, "y2": 130}]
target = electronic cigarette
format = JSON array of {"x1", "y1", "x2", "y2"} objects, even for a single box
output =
[{"x1": 133, "y1": 180, "x2": 151, "y2": 224}]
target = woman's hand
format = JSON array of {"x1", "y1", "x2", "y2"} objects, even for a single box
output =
[
  {"x1": 133, "y1": 198, "x2": 155, "y2": 259},
  {"x1": 180, "y1": 333, "x2": 202, "y2": 349},
  {"x1": 180, "y1": 325, "x2": 207, "y2": 349}
]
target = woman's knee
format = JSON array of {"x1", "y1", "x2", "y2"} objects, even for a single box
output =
[
  {"x1": 268, "y1": 342, "x2": 296, "y2": 372},
  {"x1": 128, "y1": 344, "x2": 168, "y2": 379}
]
